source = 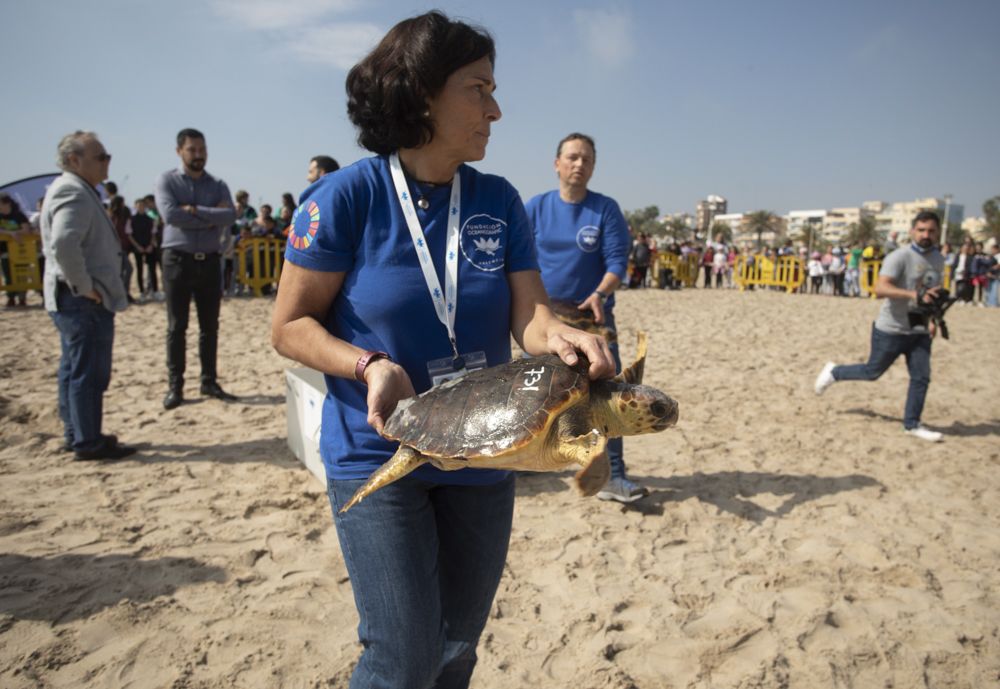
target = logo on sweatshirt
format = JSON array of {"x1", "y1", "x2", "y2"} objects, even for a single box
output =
[
  {"x1": 461, "y1": 214, "x2": 506, "y2": 271},
  {"x1": 289, "y1": 201, "x2": 320, "y2": 250},
  {"x1": 576, "y1": 225, "x2": 601, "y2": 253}
]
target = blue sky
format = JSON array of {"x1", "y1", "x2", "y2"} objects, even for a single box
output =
[{"x1": 2, "y1": 0, "x2": 998, "y2": 218}]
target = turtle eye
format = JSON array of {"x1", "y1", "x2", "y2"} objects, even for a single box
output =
[{"x1": 651, "y1": 402, "x2": 667, "y2": 418}]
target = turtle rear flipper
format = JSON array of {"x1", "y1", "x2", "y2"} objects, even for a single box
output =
[
  {"x1": 563, "y1": 430, "x2": 610, "y2": 496},
  {"x1": 613, "y1": 331, "x2": 647, "y2": 385},
  {"x1": 340, "y1": 446, "x2": 428, "y2": 513}
]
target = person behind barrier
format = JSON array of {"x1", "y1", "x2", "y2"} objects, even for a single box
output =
[
  {"x1": 0, "y1": 193, "x2": 32, "y2": 307},
  {"x1": 155, "y1": 127, "x2": 237, "y2": 410},
  {"x1": 225, "y1": 190, "x2": 257, "y2": 296},
  {"x1": 270, "y1": 13, "x2": 614, "y2": 687},
  {"x1": 306, "y1": 155, "x2": 339, "y2": 183},
  {"x1": 125, "y1": 197, "x2": 157, "y2": 300},
  {"x1": 525, "y1": 132, "x2": 646, "y2": 503},
  {"x1": 41, "y1": 131, "x2": 136, "y2": 460},
  {"x1": 814, "y1": 210, "x2": 946, "y2": 442}
]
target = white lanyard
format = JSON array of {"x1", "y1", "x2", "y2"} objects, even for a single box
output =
[{"x1": 389, "y1": 152, "x2": 462, "y2": 358}]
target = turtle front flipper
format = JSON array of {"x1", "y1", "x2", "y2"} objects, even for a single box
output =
[
  {"x1": 340, "y1": 446, "x2": 428, "y2": 513},
  {"x1": 613, "y1": 331, "x2": 647, "y2": 385},
  {"x1": 561, "y1": 430, "x2": 610, "y2": 496}
]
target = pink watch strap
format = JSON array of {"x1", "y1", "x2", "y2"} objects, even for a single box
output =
[{"x1": 355, "y1": 351, "x2": 391, "y2": 382}]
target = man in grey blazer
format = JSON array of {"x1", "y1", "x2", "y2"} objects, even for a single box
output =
[{"x1": 41, "y1": 131, "x2": 136, "y2": 461}]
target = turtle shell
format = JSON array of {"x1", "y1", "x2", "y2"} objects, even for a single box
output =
[{"x1": 382, "y1": 354, "x2": 589, "y2": 459}]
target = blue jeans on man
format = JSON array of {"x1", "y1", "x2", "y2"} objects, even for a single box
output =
[
  {"x1": 50, "y1": 284, "x2": 115, "y2": 452},
  {"x1": 832, "y1": 324, "x2": 931, "y2": 430},
  {"x1": 328, "y1": 473, "x2": 514, "y2": 689},
  {"x1": 604, "y1": 309, "x2": 626, "y2": 479}
]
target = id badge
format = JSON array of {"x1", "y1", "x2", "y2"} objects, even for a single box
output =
[{"x1": 427, "y1": 350, "x2": 487, "y2": 387}]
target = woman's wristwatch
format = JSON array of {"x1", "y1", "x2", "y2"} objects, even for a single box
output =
[{"x1": 355, "y1": 351, "x2": 391, "y2": 382}]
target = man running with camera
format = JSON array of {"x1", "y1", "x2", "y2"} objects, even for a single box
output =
[{"x1": 814, "y1": 211, "x2": 947, "y2": 442}]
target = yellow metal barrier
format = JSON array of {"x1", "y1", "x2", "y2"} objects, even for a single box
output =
[
  {"x1": 859, "y1": 259, "x2": 881, "y2": 299},
  {"x1": 860, "y1": 258, "x2": 952, "y2": 299},
  {"x1": 652, "y1": 252, "x2": 699, "y2": 287},
  {"x1": 236, "y1": 237, "x2": 285, "y2": 296},
  {"x1": 734, "y1": 254, "x2": 806, "y2": 293},
  {"x1": 1, "y1": 235, "x2": 42, "y2": 292}
]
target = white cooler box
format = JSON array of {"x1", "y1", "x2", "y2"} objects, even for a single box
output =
[{"x1": 285, "y1": 368, "x2": 328, "y2": 486}]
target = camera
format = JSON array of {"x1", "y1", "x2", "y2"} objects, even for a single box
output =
[{"x1": 908, "y1": 277, "x2": 957, "y2": 339}]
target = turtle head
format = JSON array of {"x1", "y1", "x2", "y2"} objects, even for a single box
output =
[{"x1": 592, "y1": 382, "x2": 678, "y2": 436}]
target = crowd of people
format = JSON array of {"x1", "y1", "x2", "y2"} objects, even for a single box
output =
[
  {"x1": 623, "y1": 231, "x2": 999, "y2": 306},
  {"x1": 0, "y1": 156, "x2": 341, "y2": 307}
]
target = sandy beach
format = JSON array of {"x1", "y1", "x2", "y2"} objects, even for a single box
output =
[{"x1": 1, "y1": 287, "x2": 998, "y2": 688}]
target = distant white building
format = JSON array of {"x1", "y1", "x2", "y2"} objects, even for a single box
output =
[
  {"x1": 962, "y1": 217, "x2": 987, "y2": 241},
  {"x1": 823, "y1": 207, "x2": 867, "y2": 244},
  {"x1": 785, "y1": 210, "x2": 825, "y2": 243},
  {"x1": 713, "y1": 212, "x2": 745, "y2": 244},
  {"x1": 887, "y1": 197, "x2": 964, "y2": 237}
]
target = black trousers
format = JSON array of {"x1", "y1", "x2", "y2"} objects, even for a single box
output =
[
  {"x1": 162, "y1": 249, "x2": 222, "y2": 389},
  {"x1": 132, "y1": 248, "x2": 159, "y2": 293}
]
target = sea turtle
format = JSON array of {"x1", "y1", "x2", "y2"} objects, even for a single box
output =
[
  {"x1": 340, "y1": 332, "x2": 677, "y2": 512},
  {"x1": 548, "y1": 298, "x2": 618, "y2": 344}
]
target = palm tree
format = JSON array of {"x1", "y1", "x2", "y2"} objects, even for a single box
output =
[
  {"x1": 709, "y1": 221, "x2": 732, "y2": 244},
  {"x1": 845, "y1": 215, "x2": 878, "y2": 247},
  {"x1": 983, "y1": 196, "x2": 1000, "y2": 241},
  {"x1": 745, "y1": 210, "x2": 775, "y2": 250},
  {"x1": 664, "y1": 216, "x2": 689, "y2": 242},
  {"x1": 794, "y1": 220, "x2": 821, "y2": 253}
]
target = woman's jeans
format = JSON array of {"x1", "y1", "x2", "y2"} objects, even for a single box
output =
[
  {"x1": 49, "y1": 284, "x2": 115, "y2": 452},
  {"x1": 832, "y1": 324, "x2": 931, "y2": 430},
  {"x1": 328, "y1": 473, "x2": 515, "y2": 689}
]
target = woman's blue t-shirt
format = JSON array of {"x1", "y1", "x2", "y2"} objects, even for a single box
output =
[
  {"x1": 284, "y1": 155, "x2": 539, "y2": 483},
  {"x1": 525, "y1": 190, "x2": 630, "y2": 307}
]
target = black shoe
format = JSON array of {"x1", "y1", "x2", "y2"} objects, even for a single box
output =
[
  {"x1": 75, "y1": 439, "x2": 137, "y2": 461},
  {"x1": 200, "y1": 382, "x2": 237, "y2": 401},
  {"x1": 63, "y1": 433, "x2": 117, "y2": 453},
  {"x1": 163, "y1": 389, "x2": 184, "y2": 410}
]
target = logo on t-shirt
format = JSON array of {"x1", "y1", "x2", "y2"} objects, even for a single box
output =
[
  {"x1": 576, "y1": 225, "x2": 601, "y2": 253},
  {"x1": 289, "y1": 200, "x2": 320, "y2": 250},
  {"x1": 461, "y1": 214, "x2": 506, "y2": 271}
]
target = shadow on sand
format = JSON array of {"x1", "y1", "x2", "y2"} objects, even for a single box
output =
[
  {"x1": 0, "y1": 552, "x2": 226, "y2": 624},
  {"x1": 843, "y1": 407, "x2": 1000, "y2": 437},
  {"x1": 517, "y1": 469, "x2": 883, "y2": 523},
  {"x1": 131, "y1": 437, "x2": 300, "y2": 468}
]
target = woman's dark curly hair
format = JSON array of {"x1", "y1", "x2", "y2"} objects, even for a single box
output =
[{"x1": 346, "y1": 11, "x2": 495, "y2": 155}]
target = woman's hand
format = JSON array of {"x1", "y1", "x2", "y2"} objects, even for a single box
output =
[
  {"x1": 577, "y1": 291, "x2": 606, "y2": 324},
  {"x1": 545, "y1": 322, "x2": 616, "y2": 380},
  {"x1": 364, "y1": 359, "x2": 416, "y2": 434}
]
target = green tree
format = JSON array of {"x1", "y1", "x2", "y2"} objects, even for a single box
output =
[
  {"x1": 664, "y1": 216, "x2": 690, "y2": 242},
  {"x1": 845, "y1": 215, "x2": 878, "y2": 247},
  {"x1": 709, "y1": 221, "x2": 732, "y2": 244},
  {"x1": 944, "y1": 222, "x2": 966, "y2": 247},
  {"x1": 793, "y1": 220, "x2": 821, "y2": 250},
  {"x1": 983, "y1": 195, "x2": 1000, "y2": 241},
  {"x1": 623, "y1": 205, "x2": 661, "y2": 237},
  {"x1": 745, "y1": 210, "x2": 776, "y2": 250}
]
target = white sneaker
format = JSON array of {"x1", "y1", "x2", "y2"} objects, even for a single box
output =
[
  {"x1": 814, "y1": 362, "x2": 836, "y2": 395},
  {"x1": 596, "y1": 477, "x2": 649, "y2": 504},
  {"x1": 905, "y1": 425, "x2": 943, "y2": 442}
]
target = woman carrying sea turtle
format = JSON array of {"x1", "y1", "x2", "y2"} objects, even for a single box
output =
[{"x1": 271, "y1": 12, "x2": 615, "y2": 688}]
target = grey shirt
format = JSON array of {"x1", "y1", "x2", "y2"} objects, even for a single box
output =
[
  {"x1": 41, "y1": 172, "x2": 129, "y2": 313},
  {"x1": 874, "y1": 245, "x2": 945, "y2": 335},
  {"x1": 154, "y1": 168, "x2": 235, "y2": 254}
]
